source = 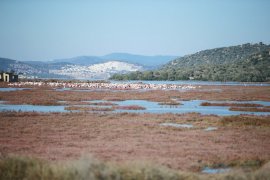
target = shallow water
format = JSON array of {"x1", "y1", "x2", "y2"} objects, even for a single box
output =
[
  {"x1": 204, "y1": 127, "x2": 218, "y2": 131},
  {"x1": 113, "y1": 100, "x2": 270, "y2": 116},
  {"x1": 202, "y1": 167, "x2": 231, "y2": 174},
  {"x1": 55, "y1": 88, "x2": 72, "y2": 91},
  {"x1": 0, "y1": 87, "x2": 31, "y2": 91},
  {"x1": 160, "y1": 123, "x2": 193, "y2": 128},
  {"x1": 0, "y1": 103, "x2": 67, "y2": 112},
  {"x1": 0, "y1": 99, "x2": 270, "y2": 115}
]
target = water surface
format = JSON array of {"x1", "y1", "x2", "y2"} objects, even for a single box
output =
[
  {"x1": 0, "y1": 88, "x2": 31, "y2": 92},
  {"x1": 202, "y1": 167, "x2": 231, "y2": 174},
  {"x1": 0, "y1": 99, "x2": 270, "y2": 116},
  {"x1": 113, "y1": 100, "x2": 270, "y2": 116}
]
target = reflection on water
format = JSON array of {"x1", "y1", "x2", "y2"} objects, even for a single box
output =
[{"x1": 0, "y1": 99, "x2": 270, "y2": 116}]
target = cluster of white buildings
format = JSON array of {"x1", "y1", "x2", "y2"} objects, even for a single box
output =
[
  {"x1": 49, "y1": 61, "x2": 143, "y2": 79},
  {"x1": 8, "y1": 81, "x2": 197, "y2": 91}
]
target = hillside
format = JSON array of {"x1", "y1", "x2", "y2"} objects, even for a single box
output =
[
  {"x1": 52, "y1": 53, "x2": 178, "y2": 67},
  {"x1": 0, "y1": 58, "x2": 47, "y2": 75},
  {"x1": 110, "y1": 43, "x2": 270, "y2": 82},
  {"x1": 101, "y1": 53, "x2": 178, "y2": 67}
]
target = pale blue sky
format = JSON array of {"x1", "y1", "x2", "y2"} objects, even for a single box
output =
[{"x1": 0, "y1": 0, "x2": 270, "y2": 61}]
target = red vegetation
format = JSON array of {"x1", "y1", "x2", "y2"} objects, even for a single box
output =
[{"x1": 0, "y1": 112, "x2": 270, "y2": 171}]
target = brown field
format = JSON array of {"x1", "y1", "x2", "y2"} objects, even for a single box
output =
[
  {"x1": 1, "y1": 82, "x2": 270, "y2": 178},
  {"x1": 0, "y1": 111, "x2": 270, "y2": 173}
]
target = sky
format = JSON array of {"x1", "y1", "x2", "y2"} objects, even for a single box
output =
[{"x1": 0, "y1": 0, "x2": 270, "y2": 61}]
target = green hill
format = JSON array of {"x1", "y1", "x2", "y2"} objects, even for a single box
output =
[{"x1": 110, "y1": 43, "x2": 270, "y2": 82}]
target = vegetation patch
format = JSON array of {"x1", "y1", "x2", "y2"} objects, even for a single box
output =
[
  {"x1": 64, "y1": 106, "x2": 114, "y2": 112},
  {"x1": 1, "y1": 155, "x2": 270, "y2": 180},
  {"x1": 115, "y1": 105, "x2": 146, "y2": 110},
  {"x1": 88, "y1": 102, "x2": 118, "y2": 106},
  {"x1": 201, "y1": 102, "x2": 263, "y2": 107},
  {"x1": 158, "y1": 101, "x2": 182, "y2": 106},
  {"x1": 103, "y1": 97, "x2": 125, "y2": 101},
  {"x1": 220, "y1": 115, "x2": 270, "y2": 127},
  {"x1": 229, "y1": 107, "x2": 270, "y2": 112}
]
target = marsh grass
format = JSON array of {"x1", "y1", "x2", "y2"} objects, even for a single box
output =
[
  {"x1": 114, "y1": 105, "x2": 146, "y2": 110},
  {"x1": 64, "y1": 106, "x2": 114, "y2": 112},
  {"x1": 158, "y1": 101, "x2": 182, "y2": 106},
  {"x1": 229, "y1": 107, "x2": 270, "y2": 112},
  {"x1": 89, "y1": 102, "x2": 118, "y2": 106},
  {"x1": 220, "y1": 115, "x2": 270, "y2": 127},
  {"x1": 200, "y1": 102, "x2": 263, "y2": 107},
  {"x1": 1, "y1": 155, "x2": 270, "y2": 180},
  {"x1": 0, "y1": 111, "x2": 47, "y2": 117}
]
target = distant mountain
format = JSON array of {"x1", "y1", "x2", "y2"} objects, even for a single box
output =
[
  {"x1": 51, "y1": 53, "x2": 178, "y2": 67},
  {"x1": 52, "y1": 56, "x2": 104, "y2": 66},
  {"x1": 111, "y1": 43, "x2": 270, "y2": 82}
]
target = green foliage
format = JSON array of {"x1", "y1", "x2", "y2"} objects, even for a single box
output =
[{"x1": 110, "y1": 43, "x2": 270, "y2": 82}]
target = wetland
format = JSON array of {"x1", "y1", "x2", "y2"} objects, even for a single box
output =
[{"x1": 0, "y1": 81, "x2": 270, "y2": 179}]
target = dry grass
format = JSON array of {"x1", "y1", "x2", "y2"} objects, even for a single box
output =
[
  {"x1": 1, "y1": 155, "x2": 270, "y2": 180},
  {"x1": 220, "y1": 115, "x2": 270, "y2": 127}
]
